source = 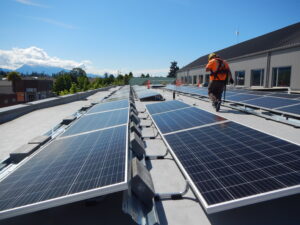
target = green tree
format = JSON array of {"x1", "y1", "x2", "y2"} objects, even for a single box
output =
[
  {"x1": 167, "y1": 61, "x2": 179, "y2": 78},
  {"x1": 117, "y1": 74, "x2": 124, "y2": 81},
  {"x1": 108, "y1": 74, "x2": 115, "y2": 84},
  {"x1": 140, "y1": 73, "x2": 146, "y2": 78},
  {"x1": 69, "y1": 67, "x2": 87, "y2": 83},
  {"x1": 91, "y1": 77, "x2": 104, "y2": 89},
  {"x1": 145, "y1": 73, "x2": 150, "y2": 78},
  {"x1": 77, "y1": 76, "x2": 90, "y2": 90},
  {"x1": 53, "y1": 73, "x2": 72, "y2": 94},
  {"x1": 123, "y1": 72, "x2": 133, "y2": 85},
  {"x1": 124, "y1": 74, "x2": 130, "y2": 85},
  {"x1": 6, "y1": 71, "x2": 21, "y2": 81},
  {"x1": 69, "y1": 82, "x2": 78, "y2": 94},
  {"x1": 83, "y1": 78, "x2": 89, "y2": 91}
]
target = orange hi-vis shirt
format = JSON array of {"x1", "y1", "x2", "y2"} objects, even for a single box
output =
[{"x1": 206, "y1": 58, "x2": 230, "y2": 81}]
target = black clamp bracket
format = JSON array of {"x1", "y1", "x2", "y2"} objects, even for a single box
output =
[{"x1": 154, "y1": 180, "x2": 190, "y2": 201}]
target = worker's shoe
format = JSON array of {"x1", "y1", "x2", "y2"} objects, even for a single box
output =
[{"x1": 216, "y1": 101, "x2": 221, "y2": 112}]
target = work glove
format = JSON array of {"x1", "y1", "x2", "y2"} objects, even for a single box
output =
[{"x1": 229, "y1": 78, "x2": 234, "y2": 84}]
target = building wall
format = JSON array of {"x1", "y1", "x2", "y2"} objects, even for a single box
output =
[
  {"x1": 0, "y1": 94, "x2": 17, "y2": 107},
  {"x1": 0, "y1": 81, "x2": 13, "y2": 94},
  {"x1": 229, "y1": 54, "x2": 267, "y2": 87},
  {"x1": 177, "y1": 46, "x2": 300, "y2": 90},
  {"x1": 270, "y1": 47, "x2": 300, "y2": 90}
]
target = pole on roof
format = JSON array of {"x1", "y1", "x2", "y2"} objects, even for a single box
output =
[{"x1": 223, "y1": 82, "x2": 227, "y2": 104}]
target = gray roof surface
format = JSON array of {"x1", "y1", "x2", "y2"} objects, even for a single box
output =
[{"x1": 179, "y1": 22, "x2": 300, "y2": 71}]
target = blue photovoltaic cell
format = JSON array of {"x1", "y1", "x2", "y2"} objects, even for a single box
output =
[
  {"x1": 165, "y1": 122, "x2": 300, "y2": 206},
  {"x1": 226, "y1": 94, "x2": 262, "y2": 102},
  {"x1": 242, "y1": 97, "x2": 300, "y2": 109},
  {"x1": 0, "y1": 125, "x2": 127, "y2": 215},
  {"x1": 221, "y1": 91, "x2": 240, "y2": 97},
  {"x1": 190, "y1": 89, "x2": 208, "y2": 96},
  {"x1": 61, "y1": 108, "x2": 128, "y2": 137},
  {"x1": 276, "y1": 104, "x2": 300, "y2": 115},
  {"x1": 268, "y1": 93, "x2": 300, "y2": 99},
  {"x1": 147, "y1": 100, "x2": 190, "y2": 115},
  {"x1": 87, "y1": 99, "x2": 129, "y2": 114},
  {"x1": 152, "y1": 107, "x2": 226, "y2": 133},
  {"x1": 138, "y1": 92, "x2": 161, "y2": 99}
]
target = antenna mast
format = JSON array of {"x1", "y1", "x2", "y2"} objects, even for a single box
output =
[{"x1": 235, "y1": 27, "x2": 240, "y2": 43}]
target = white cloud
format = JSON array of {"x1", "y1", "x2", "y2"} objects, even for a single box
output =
[
  {"x1": 0, "y1": 46, "x2": 168, "y2": 77},
  {"x1": 15, "y1": 0, "x2": 48, "y2": 8},
  {"x1": 0, "y1": 46, "x2": 87, "y2": 70}
]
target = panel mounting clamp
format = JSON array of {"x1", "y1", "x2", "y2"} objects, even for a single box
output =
[
  {"x1": 142, "y1": 131, "x2": 159, "y2": 140},
  {"x1": 154, "y1": 180, "x2": 190, "y2": 200},
  {"x1": 145, "y1": 148, "x2": 169, "y2": 160}
]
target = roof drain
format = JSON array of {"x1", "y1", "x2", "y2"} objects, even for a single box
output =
[{"x1": 154, "y1": 180, "x2": 190, "y2": 200}]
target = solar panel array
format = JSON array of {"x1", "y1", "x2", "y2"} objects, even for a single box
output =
[
  {"x1": 152, "y1": 107, "x2": 226, "y2": 134},
  {"x1": 132, "y1": 85, "x2": 162, "y2": 100},
  {"x1": 165, "y1": 85, "x2": 300, "y2": 117},
  {"x1": 0, "y1": 86, "x2": 131, "y2": 219},
  {"x1": 86, "y1": 99, "x2": 129, "y2": 114},
  {"x1": 61, "y1": 108, "x2": 128, "y2": 137},
  {"x1": 0, "y1": 126, "x2": 127, "y2": 212},
  {"x1": 147, "y1": 100, "x2": 190, "y2": 115},
  {"x1": 147, "y1": 100, "x2": 300, "y2": 213}
]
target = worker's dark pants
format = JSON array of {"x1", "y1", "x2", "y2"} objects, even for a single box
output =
[{"x1": 208, "y1": 80, "x2": 225, "y2": 103}]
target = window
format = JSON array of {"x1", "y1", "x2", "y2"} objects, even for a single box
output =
[
  {"x1": 251, "y1": 69, "x2": 264, "y2": 86},
  {"x1": 199, "y1": 75, "x2": 203, "y2": 84},
  {"x1": 193, "y1": 75, "x2": 197, "y2": 84},
  {"x1": 205, "y1": 74, "x2": 210, "y2": 83},
  {"x1": 272, "y1": 67, "x2": 291, "y2": 87},
  {"x1": 235, "y1": 71, "x2": 245, "y2": 86}
]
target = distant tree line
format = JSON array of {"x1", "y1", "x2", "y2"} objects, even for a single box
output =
[
  {"x1": 0, "y1": 71, "x2": 52, "y2": 80},
  {"x1": 1, "y1": 62, "x2": 179, "y2": 96},
  {"x1": 52, "y1": 68, "x2": 134, "y2": 95},
  {"x1": 0, "y1": 68, "x2": 135, "y2": 96}
]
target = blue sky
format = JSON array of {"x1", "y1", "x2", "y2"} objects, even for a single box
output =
[{"x1": 0, "y1": 0, "x2": 299, "y2": 76}]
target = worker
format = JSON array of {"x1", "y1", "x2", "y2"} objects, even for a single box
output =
[
  {"x1": 173, "y1": 91, "x2": 176, "y2": 100},
  {"x1": 206, "y1": 53, "x2": 234, "y2": 112}
]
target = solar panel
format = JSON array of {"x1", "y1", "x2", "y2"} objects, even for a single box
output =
[
  {"x1": 247, "y1": 91, "x2": 272, "y2": 95},
  {"x1": 189, "y1": 89, "x2": 208, "y2": 96},
  {"x1": 243, "y1": 97, "x2": 300, "y2": 109},
  {"x1": 264, "y1": 93, "x2": 300, "y2": 99},
  {"x1": 164, "y1": 121, "x2": 300, "y2": 213},
  {"x1": 61, "y1": 108, "x2": 128, "y2": 137},
  {"x1": 276, "y1": 104, "x2": 300, "y2": 115},
  {"x1": 87, "y1": 99, "x2": 129, "y2": 114},
  {"x1": 226, "y1": 94, "x2": 262, "y2": 102},
  {"x1": 138, "y1": 92, "x2": 161, "y2": 99},
  {"x1": 152, "y1": 107, "x2": 226, "y2": 134},
  {"x1": 146, "y1": 100, "x2": 190, "y2": 115},
  {"x1": 0, "y1": 125, "x2": 128, "y2": 219}
]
